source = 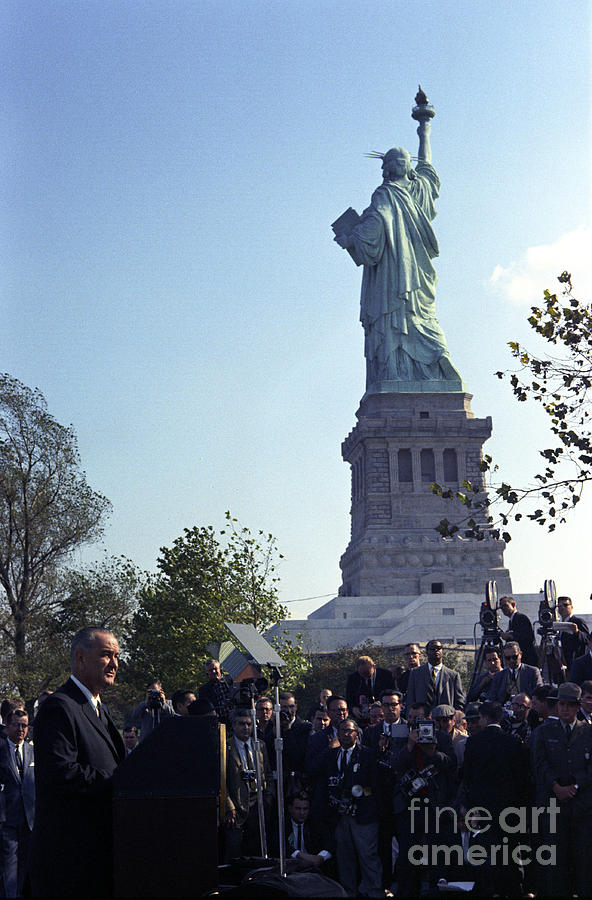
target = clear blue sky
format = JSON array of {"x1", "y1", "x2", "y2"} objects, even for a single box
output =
[{"x1": 4, "y1": 1, "x2": 591, "y2": 618}]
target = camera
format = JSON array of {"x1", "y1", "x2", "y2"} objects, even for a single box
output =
[
  {"x1": 400, "y1": 764, "x2": 439, "y2": 799},
  {"x1": 538, "y1": 579, "x2": 557, "y2": 629},
  {"x1": 230, "y1": 676, "x2": 269, "y2": 709},
  {"x1": 329, "y1": 791, "x2": 356, "y2": 817},
  {"x1": 415, "y1": 718, "x2": 435, "y2": 743},
  {"x1": 479, "y1": 580, "x2": 501, "y2": 637},
  {"x1": 147, "y1": 688, "x2": 164, "y2": 710},
  {"x1": 240, "y1": 769, "x2": 257, "y2": 788}
]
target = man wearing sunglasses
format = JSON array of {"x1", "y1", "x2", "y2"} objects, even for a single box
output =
[{"x1": 487, "y1": 641, "x2": 542, "y2": 704}]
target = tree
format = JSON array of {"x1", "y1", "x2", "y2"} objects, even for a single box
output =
[
  {"x1": 14, "y1": 555, "x2": 142, "y2": 695},
  {"x1": 0, "y1": 374, "x2": 111, "y2": 692},
  {"x1": 265, "y1": 630, "x2": 310, "y2": 693},
  {"x1": 433, "y1": 274, "x2": 591, "y2": 541},
  {"x1": 124, "y1": 513, "x2": 288, "y2": 690}
]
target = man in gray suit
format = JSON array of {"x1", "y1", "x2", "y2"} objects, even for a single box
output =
[
  {"x1": 487, "y1": 641, "x2": 542, "y2": 704},
  {"x1": 405, "y1": 639, "x2": 465, "y2": 711},
  {"x1": 0, "y1": 708, "x2": 35, "y2": 897}
]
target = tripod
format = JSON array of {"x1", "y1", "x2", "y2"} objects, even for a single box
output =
[
  {"x1": 467, "y1": 629, "x2": 504, "y2": 699},
  {"x1": 537, "y1": 626, "x2": 567, "y2": 685}
]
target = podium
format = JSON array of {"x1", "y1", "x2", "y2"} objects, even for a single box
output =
[{"x1": 113, "y1": 716, "x2": 221, "y2": 897}]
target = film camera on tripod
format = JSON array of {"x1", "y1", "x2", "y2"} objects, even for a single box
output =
[
  {"x1": 536, "y1": 578, "x2": 574, "y2": 683},
  {"x1": 467, "y1": 581, "x2": 504, "y2": 699}
]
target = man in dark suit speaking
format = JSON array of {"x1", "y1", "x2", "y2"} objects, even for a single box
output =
[{"x1": 30, "y1": 627, "x2": 125, "y2": 898}]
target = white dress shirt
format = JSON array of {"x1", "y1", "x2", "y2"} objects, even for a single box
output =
[{"x1": 70, "y1": 675, "x2": 100, "y2": 713}]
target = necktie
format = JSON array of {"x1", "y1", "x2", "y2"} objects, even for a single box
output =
[
  {"x1": 340, "y1": 749, "x2": 347, "y2": 775},
  {"x1": 15, "y1": 745, "x2": 23, "y2": 778},
  {"x1": 426, "y1": 666, "x2": 436, "y2": 706},
  {"x1": 297, "y1": 823, "x2": 304, "y2": 852},
  {"x1": 244, "y1": 740, "x2": 254, "y2": 770},
  {"x1": 565, "y1": 724, "x2": 573, "y2": 744}
]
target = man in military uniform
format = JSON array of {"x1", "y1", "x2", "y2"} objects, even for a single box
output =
[{"x1": 531, "y1": 682, "x2": 592, "y2": 897}]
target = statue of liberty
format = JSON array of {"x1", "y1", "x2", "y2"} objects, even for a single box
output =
[{"x1": 332, "y1": 88, "x2": 463, "y2": 394}]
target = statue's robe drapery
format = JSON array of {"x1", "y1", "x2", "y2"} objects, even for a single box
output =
[{"x1": 349, "y1": 161, "x2": 461, "y2": 390}]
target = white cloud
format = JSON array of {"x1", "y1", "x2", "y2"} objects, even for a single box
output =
[{"x1": 489, "y1": 225, "x2": 592, "y2": 305}]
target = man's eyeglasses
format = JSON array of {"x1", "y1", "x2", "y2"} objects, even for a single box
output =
[
  {"x1": 504, "y1": 654, "x2": 519, "y2": 661},
  {"x1": 382, "y1": 701, "x2": 400, "y2": 707}
]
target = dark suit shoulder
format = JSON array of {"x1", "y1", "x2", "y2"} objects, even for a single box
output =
[
  {"x1": 375, "y1": 666, "x2": 394, "y2": 681},
  {"x1": 50, "y1": 678, "x2": 89, "y2": 707},
  {"x1": 362, "y1": 723, "x2": 381, "y2": 747}
]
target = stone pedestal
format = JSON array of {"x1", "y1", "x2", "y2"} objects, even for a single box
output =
[{"x1": 339, "y1": 391, "x2": 511, "y2": 597}]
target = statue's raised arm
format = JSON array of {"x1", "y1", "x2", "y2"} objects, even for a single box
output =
[
  {"x1": 331, "y1": 87, "x2": 463, "y2": 396},
  {"x1": 412, "y1": 85, "x2": 434, "y2": 164}
]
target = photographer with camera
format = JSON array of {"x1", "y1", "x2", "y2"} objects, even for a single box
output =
[
  {"x1": 363, "y1": 689, "x2": 409, "y2": 892},
  {"x1": 319, "y1": 717, "x2": 382, "y2": 897},
  {"x1": 198, "y1": 659, "x2": 233, "y2": 723},
  {"x1": 126, "y1": 680, "x2": 174, "y2": 741},
  {"x1": 225, "y1": 707, "x2": 274, "y2": 861},
  {"x1": 390, "y1": 702, "x2": 457, "y2": 898},
  {"x1": 345, "y1": 655, "x2": 394, "y2": 726}
]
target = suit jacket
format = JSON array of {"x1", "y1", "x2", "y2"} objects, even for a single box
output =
[
  {"x1": 466, "y1": 670, "x2": 496, "y2": 703},
  {"x1": 397, "y1": 668, "x2": 412, "y2": 696},
  {"x1": 487, "y1": 663, "x2": 543, "y2": 703},
  {"x1": 305, "y1": 724, "x2": 338, "y2": 778},
  {"x1": 269, "y1": 818, "x2": 327, "y2": 858},
  {"x1": 362, "y1": 719, "x2": 408, "y2": 752},
  {"x1": 30, "y1": 677, "x2": 125, "y2": 898},
  {"x1": 318, "y1": 743, "x2": 378, "y2": 828},
  {"x1": 506, "y1": 611, "x2": 538, "y2": 666},
  {"x1": 406, "y1": 663, "x2": 465, "y2": 711},
  {"x1": 560, "y1": 615, "x2": 589, "y2": 670},
  {"x1": 225, "y1": 736, "x2": 273, "y2": 827},
  {"x1": 462, "y1": 725, "x2": 530, "y2": 815},
  {"x1": 0, "y1": 737, "x2": 35, "y2": 831},
  {"x1": 345, "y1": 667, "x2": 393, "y2": 713},
  {"x1": 569, "y1": 651, "x2": 592, "y2": 686},
  {"x1": 390, "y1": 729, "x2": 457, "y2": 813},
  {"x1": 264, "y1": 717, "x2": 312, "y2": 774},
  {"x1": 362, "y1": 720, "x2": 409, "y2": 816},
  {"x1": 531, "y1": 718, "x2": 592, "y2": 816}
]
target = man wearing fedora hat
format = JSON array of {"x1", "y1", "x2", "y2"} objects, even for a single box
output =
[{"x1": 531, "y1": 681, "x2": 592, "y2": 897}]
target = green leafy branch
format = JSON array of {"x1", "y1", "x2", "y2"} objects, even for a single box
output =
[{"x1": 433, "y1": 274, "x2": 591, "y2": 541}]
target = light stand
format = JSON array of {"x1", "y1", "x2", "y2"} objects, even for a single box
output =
[
  {"x1": 224, "y1": 623, "x2": 287, "y2": 877},
  {"x1": 248, "y1": 689, "x2": 268, "y2": 858},
  {"x1": 269, "y1": 666, "x2": 287, "y2": 877}
]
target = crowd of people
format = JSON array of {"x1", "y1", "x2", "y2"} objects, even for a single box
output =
[{"x1": 0, "y1": 594, "x2": 591, "y2": 897}]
